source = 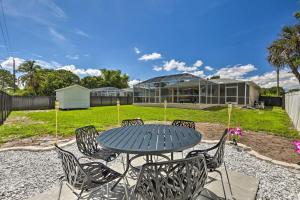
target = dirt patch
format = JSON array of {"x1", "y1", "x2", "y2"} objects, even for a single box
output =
[
  {"x1": 196, "y1": 122, "x2": 300, "y2": 164},
  {"x1": 4, "y1": 116, "x2": 45, "y2": 125},
  {"x1": 1, "y1": 121, "x2": 299, "y2": 164},
  {"x1": 0, "y1": 135, "x2": 74, "y2": 148}
]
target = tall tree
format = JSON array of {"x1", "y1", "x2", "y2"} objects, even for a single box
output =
[
  {"x1": 18, "y1": 60, "x2": 42, "y2": 95},
  {"x1": 267, "y1": 12, "x2": 300, "y2": 95},
  {"x1": 80, "y1": 76, "x2": 103, "y2": 89},
  {"x1": 100, "y1": 69, "x2": 129, "y2": 88},
  {"x1": 39, "y1": 69, "x2": 80, "y2": 96},
  {"x1": 0, "y1": 69, "x2": 15, "y2": 91}
]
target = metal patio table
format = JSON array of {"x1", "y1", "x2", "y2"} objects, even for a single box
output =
[{"x1": 96, "y1": 124, "x2": 202, "y2": 190}]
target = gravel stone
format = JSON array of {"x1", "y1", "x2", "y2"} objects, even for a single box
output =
[{"x1": 0, "y1": 143, "x2": 299, "y2": 200}]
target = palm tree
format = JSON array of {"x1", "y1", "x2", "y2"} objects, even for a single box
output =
[
  {"x1": 267, "y1": 12, "x2": 300, "y2": 95},
  {"x1": 18, "y1": 60, "x2": 42, "y2": 94}
]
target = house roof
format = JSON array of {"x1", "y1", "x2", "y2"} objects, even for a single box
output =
[
  {"x1": 55, "y1": 84, "x2": 90, "y2": 92},
  {"x1": 210, "y1": 78, "x2": 260, "y2": 88}
]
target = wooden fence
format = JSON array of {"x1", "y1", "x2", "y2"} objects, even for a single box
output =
[
  {"x1": 285, "y1": 91, "x2": 300, "y2": 132},
  {"x1": 10, "y1": 95, "x2": 133, "y2": 111},
  {"x1": 0, "y1": 91, "x2": 12, "y2": 125},
  {"x1": 90, "y1": 95, "x2": 133, "y2": 107},
  {"x1": 259, "y1": 96, "x2": 283, "y2": 107},
  {"x1": 12, "y1": 96, "x2": 56, "y2": 110}
]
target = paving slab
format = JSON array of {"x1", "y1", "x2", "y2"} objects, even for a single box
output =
[{"x1": 30, "y1": 165, "x2": 259, "y2": 200}]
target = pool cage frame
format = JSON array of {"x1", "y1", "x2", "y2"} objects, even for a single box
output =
[{"x1": 133, "y1": 74, "x2": 255, "y2": 105}]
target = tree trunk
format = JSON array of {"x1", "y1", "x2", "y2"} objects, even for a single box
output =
[
  {"x1": 291, "y1": 67, "x2": 300, "y2": 84},
  {"x1": 276, "y1": 67, "x2": 280, "y2": 96}
]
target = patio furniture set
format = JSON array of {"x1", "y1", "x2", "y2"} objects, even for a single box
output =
[{"x1": 55, "y1": 119, "x2": 234, "y2": 200}]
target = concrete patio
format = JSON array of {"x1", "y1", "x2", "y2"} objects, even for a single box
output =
[{"x1": 30, "y1": 154, "x2": 259, "y2": 200}]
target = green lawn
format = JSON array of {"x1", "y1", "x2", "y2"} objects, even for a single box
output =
[{"x1": 0, "y1": 105, "x2": 298, "y2": 144}]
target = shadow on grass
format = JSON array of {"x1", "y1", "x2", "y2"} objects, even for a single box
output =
[{"x1": 202, "y1": 106, "x2": 227, "y2": 111}]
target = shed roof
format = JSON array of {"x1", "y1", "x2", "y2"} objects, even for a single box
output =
[{"x1": 55, "y1": 84, "x2": 90, "y2": 92}]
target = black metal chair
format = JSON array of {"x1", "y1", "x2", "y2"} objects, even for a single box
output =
[
  {"x1": 134, "y1": 155, "x2": 208, "y2": 200},
  {"x1": 75, "y1": 125, "x2": 119, "y2": 163},
  {"x1": 171, "y1": 119, "x2": 196, "y2": 129},
  {"x1": 171, "y1": 119, "x2": 196, "y2": 158},
  {"x1": 55, "y1": 144, "x2": 128, "y2": 200},
  {"x1": 186, "y1": 129, "x2": 234, "y2": 200},
  {"x1": 121, "y1": 118, "x2": 144, "y2": 127}
]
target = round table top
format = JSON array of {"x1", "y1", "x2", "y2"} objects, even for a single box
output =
[{"x1": 96, "y1": 124, "x2": 202, "y2": 155}]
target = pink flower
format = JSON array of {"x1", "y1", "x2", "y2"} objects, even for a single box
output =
[
  {"x1": 292, "y1": 141, "x2": 300, "y2": 154},
  {"x1": 228, "y1": 127, "x2": 242, "y2": 136}
]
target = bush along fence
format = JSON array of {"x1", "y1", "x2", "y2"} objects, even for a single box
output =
[
  {"x1": 285, "y1": 91, "x2": 300, "y2": 132},
  {"x1": 0, "y1": 91, "x2": 12, "y2": 125}
]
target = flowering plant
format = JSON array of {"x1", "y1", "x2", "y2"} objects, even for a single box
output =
[
  {"x1": 228, "y1": 127, "x2": 242, "y2": 145},
  {"x1": 292, "y1": 141, "x2": 300, "y2": 154}
]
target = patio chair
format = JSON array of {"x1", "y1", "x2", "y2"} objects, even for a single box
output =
[
  {"x1": 171, "y1": 119, "x2": 196, "y2": 129},
  {"x1": 186, "y1": 129, "x2": 234, "y2": 200},
  {"x1": 171, "y1": 119, "x2": 196, "y2": 158},
  {"x1": 75, "y1": 125, "x2": 119, "y2": 163},
  {"x1": 134, "y1": 155, "x2": 208, "y2": 200},
  {"x1": 121, "y1": 118, "x2": 144, "y2": 127},
  {"x1": 55, "y1": 144, "x2": 128, "y2": 200}
]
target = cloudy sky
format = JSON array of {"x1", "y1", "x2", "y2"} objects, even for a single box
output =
[{"x1": 0, "y1": 0, "x2": 299, "y2": 89}]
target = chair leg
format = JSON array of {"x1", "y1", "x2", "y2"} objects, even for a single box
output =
[
  {"x1": 57, "y1": 178, "x2": 64, "y2": 200},
  {"x1": 215, "y1": 170, "x2": 227, "y2": 200},
  {"x1": 224, "y1": 162, "x2": 234, "y2": 199},
  {"x1": 76, "y1": 189, "x2": 84, "y2": 200}
]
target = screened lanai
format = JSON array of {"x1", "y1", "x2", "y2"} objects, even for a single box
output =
[{"x1": 133, "y1": 73, "x2": 259, "y2": 105}]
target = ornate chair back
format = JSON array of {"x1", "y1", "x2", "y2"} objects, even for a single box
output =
[
  {"x1": 55, "y1": 144, "x2": 88, "y2": 190},
  {"x1": 75, "y1": 125, "x2": 99, "y2": 157},
  {"x1": 211, "y1": 129, "x2": 228, "y2": 168},
  {"x1": 135, "y1": 155, "x2": 207, "y2": 200},
  {"x1": 171, "y1": 120, "x2": 196, "y2": 129},
  {"x1": 121, "y1": 118, "x2": 144, "y2": 127}
]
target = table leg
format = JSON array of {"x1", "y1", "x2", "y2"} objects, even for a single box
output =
[{"x1": 111, "y1": 153, "x2": 130, "y2": 191}]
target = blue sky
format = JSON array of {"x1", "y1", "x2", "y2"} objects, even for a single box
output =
[{"x1": 0, "y1": 0, "x2": 299, "y2": 88}]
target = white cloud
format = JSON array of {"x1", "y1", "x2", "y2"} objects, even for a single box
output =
[
  {"x1": 249, "y1": 70, "x2": 299, "y2": 89},
  {"x1": 0, "y1": 57, "x2": 25, "y2": 70},
  {"x1": 215, "y1": 64, "x2": 257, "y2": 79},
  {"x1": 139, "y1": 52, "x2": 162, "y2": 61},
  {"x1": 193, "y1": 60, "x2": 203, "y2": 67},
  {"x1": 191, "y1": 70, "x2": 205, "y2": 77},
  {"x1": 32, "y1": 53, "x2": 43, "y2": 58},
  {"x1": 75, "y1": 29, "x2": 91, "y2": 38},
  {"x1": 128, "y1": 79, "x2": 141, "y2": 87},
  {"x1": 57, "y1": 65, "x2": 101, "y2": 76},
  {"x1": 49, "y1": 27, "x2": 66, "y2": 41},
  {"x1": 65, "y1": 54, "x2": 79, "y2": 60},
  {"x1": 158, "y1": 59, "x2": 198, "y2": 72},
  {"x1": 153, "y1": 65, "x2": 163, "y2": 71},
  {"x1": 134, "y1": 47, "x2": 141, "y2": 54},
  {"x1": 0, "y1": 57, "x2": 101, "y2": 77},
  {"x1": 204, "y1": 66, "x2": 213, "y2": 71}
]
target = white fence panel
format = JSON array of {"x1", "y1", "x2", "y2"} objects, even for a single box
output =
[{"x1": 285, "y1": 91, "x2": 300, "y2": 132}]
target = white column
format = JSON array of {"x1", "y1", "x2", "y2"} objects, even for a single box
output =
[
  {"x1": 159, "y1": 83, "x2": 161, "y2": 103},
  {"x1": 218, "y1": 84, "x2": 220, "y2": 104},
  {"x1": 245, "y1": 82, "x2": 247, "y2": 106},
  {"x1": 198, "y1": 79, "x2": 201, "y2": 104},
  {"x1": 172, "y1": 88, "x2": 174, "y2": 103}
]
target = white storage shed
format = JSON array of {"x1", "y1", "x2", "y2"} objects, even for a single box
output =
[{"x1": 55, "y1": 85, "x2": 90, "y2": 109}]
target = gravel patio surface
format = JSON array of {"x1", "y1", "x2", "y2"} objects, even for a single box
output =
[{"x1": 0, "y1": 143, "x2": 299, "y2": 200}]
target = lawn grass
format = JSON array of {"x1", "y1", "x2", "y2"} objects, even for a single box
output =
[{"x1": 0, "y1": 105, "x2": 298, "y2": 144}]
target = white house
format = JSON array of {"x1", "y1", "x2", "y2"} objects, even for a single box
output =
[{"x1": 55, "y1": 85, "x2": 90, "y2": 109}]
